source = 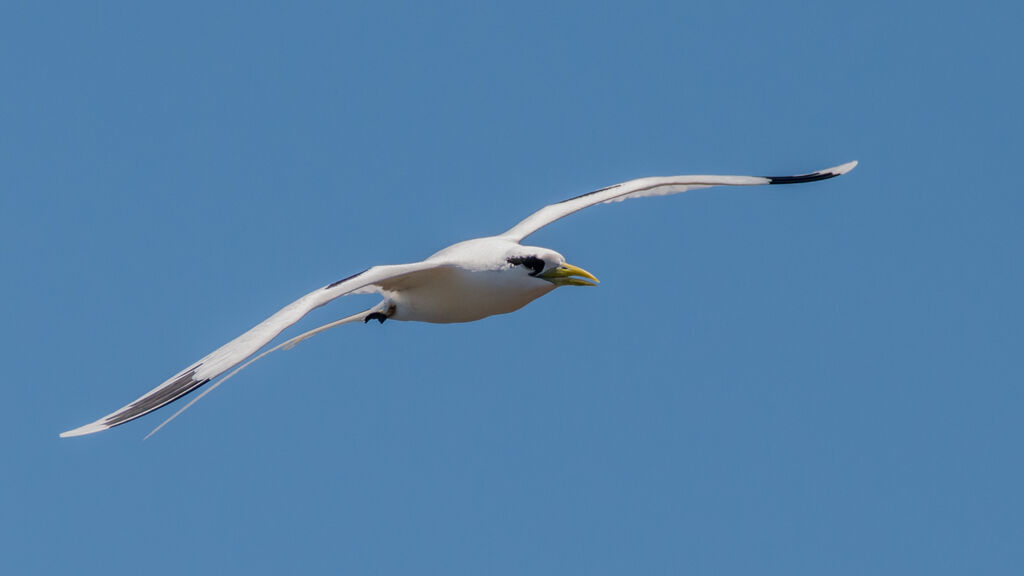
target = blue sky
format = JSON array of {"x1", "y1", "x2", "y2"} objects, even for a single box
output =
[{"x1": 3, "y1": 1, "x2": 1022, "y2": 574}]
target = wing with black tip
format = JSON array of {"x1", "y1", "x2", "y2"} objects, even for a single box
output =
[
  {"x1": 60, "y1": 261, "x2": 446, "y2": 437},
  {"x1": 502, "y1": 161, "x2": 857, "y2": 242}
]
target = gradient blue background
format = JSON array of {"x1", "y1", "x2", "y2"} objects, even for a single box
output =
[{"x1": 3, "y1": 2, "x2": 1021, "y2": 574}]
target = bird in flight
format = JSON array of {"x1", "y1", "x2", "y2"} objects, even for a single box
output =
[{"x1": 61, "y1": 161, "x2": 857, "y2": 438}]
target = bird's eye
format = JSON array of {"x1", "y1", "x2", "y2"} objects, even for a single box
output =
[{"x1": 506, "y1": 256, "x2": 545, "y2": 276}]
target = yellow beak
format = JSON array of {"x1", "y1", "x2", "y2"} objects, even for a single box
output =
[{"x1": 537, "y1": 262, "x2": 600, "y2": 287}]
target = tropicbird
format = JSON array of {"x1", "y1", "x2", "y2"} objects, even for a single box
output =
[{"x1": 61, "y1": 161, "x2": 857, "y2": 438}]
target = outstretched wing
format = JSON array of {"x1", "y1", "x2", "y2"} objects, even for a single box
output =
[
  {"x1": 501, "y1": 161, "x2": 857, "y2": 242},
  {"x1": 60, "y1": 261, "x2": 446, "y2": 437}
]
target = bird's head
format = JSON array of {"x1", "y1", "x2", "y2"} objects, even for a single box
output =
[{"x1": 504, "y1": 246, "x2": 599, "y2": 287}]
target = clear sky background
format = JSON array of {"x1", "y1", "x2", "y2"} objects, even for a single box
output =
[{"x1": 3, "y1": 1, "x2": 1021, "y2": 574}]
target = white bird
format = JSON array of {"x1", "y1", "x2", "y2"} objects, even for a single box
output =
[{"x1": 61, "y1": 161, "x2": 857, "y2": 438}]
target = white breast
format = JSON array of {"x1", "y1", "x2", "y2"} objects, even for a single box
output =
[{"x1": 389, "y1": 266, "x2": 555, "y2": 323}]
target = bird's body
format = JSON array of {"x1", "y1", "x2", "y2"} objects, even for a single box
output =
[
  {"x1": 61, "y1": 161, "x2": 857, "y2": 438},
  {"x1": 389, "y1": 264, "x2": 552, "y2": 323},
  {"x1": 395, "y1": 238, "x2": 560, "y2": 323}
]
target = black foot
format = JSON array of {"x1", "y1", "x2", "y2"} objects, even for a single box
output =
[{"x1": 365, "y1": 312, "x2": 388, "y2": 324}]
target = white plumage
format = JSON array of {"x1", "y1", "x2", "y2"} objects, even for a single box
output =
[{"x1": 61, "y1": 161, "x2": 857, "y2": 438}]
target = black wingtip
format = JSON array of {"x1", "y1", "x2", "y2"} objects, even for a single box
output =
[
  {"x1": 104, "y1": 368, "x2": 210, "y2": 429},
  {"x1": 768, "y1": 172, "x2": 838, "y2": 185},
  {"x1": 766, "y1": 161, "x2": 858, "y2": 185}
]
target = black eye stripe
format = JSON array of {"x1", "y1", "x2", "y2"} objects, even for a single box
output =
[{"x1": 506, "y1": 255, "x2": 545, "y2": 276}]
